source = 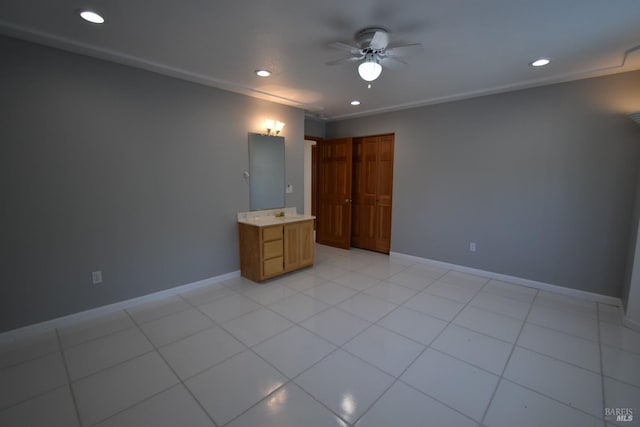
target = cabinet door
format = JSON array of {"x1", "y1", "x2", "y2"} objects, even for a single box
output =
[
  {"x1": 283, "y1": 223, "x2": 300, "y2": 271},
  {"x1": 298, "y1": 220, "x2": 314, "y2": 267}
]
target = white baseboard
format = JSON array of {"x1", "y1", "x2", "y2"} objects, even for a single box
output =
[
  {"x1": 390, "y1": 251, "x2": 622, "y2": 307},
  {"x1": 623, "y1": 315, "x2": 640, "y2": 332},
  {"x1": 0, "y1": 270, "x2": 240, "y2": 344}
]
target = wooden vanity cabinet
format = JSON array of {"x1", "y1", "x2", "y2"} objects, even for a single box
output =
[{"x1": 238, "y1": 219, "x2": 314, "y2": 281}]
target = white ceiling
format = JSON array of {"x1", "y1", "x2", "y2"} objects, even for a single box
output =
[{"x1": 2, "y1": 0, "x2": 640, "y2": 120}]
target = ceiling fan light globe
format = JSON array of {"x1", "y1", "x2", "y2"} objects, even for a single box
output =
[{"x1": 358, "y1": 61, "x2": 382, "y2": 81}]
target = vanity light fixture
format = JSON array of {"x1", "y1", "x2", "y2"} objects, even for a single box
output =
[
  {"x1": 265, "y1": 119, "x2": 285, "y2": 136},
  {"x1": 255, "y1": 69, "x2": 272, "y2": 77},
  {"x1": 529, "y1": 58, "x2": 550, "y2": 67},
  {"x1": 265, "y1": 119, "x2": 275, "y2": 135},
  {"x1": 79, "y1": 10, "x2": 105, "y2": 24}
]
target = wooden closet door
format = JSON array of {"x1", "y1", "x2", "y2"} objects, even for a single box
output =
[
  {"x1": 351, "y1": 137, "x2": 378, "y2": 250},
  {"x1": 375, "y1": 135, "x2": 394, "y2": 253},
  {"x1": 316, "y1": 138, "x2": 353, "y2": 249},
  {"x1": 351, "y1": 134, "x2": 394, "y2": 254}
]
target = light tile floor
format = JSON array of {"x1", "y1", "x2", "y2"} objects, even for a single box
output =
[{"x1": 1, "y1": 244, "x2": 639, "y2": 426}]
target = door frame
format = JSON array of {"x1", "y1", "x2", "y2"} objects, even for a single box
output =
[{"x1": 304, "y1": 135, "x2": 321, "y2": 230}]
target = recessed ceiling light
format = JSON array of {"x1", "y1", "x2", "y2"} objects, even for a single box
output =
[
  {"x1": 530, "y1": 58, "x2": 550, "y2": 67},
  {"x1": 351, "y1": 100, "x2": 361, "y2": 106},
  {"x1": 255, "y1": 70, "x2": 271, "y2": 77},
  {"x1": 79, "y1": 10, "x2": 105, "y2": 24}
]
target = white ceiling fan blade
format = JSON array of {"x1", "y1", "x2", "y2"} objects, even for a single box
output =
[
  {"x1": 328, "y1": 42, "x2": 362, "y2": 54},
  {"x1": 326, "y1": 55, "x2": 364, "y2": 66},
  {"x1": 380, "y1": 56, "x2": 408, "y2": 70},
  {"x1": 385, "y1": 43, "x2": 423, "y2": 57},
  {"x1": 370, "y1": 30, "x2": 390, "y2": 50}
]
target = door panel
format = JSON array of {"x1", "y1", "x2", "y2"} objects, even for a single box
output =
[
  {"x1": 375, "y1": 135, "x2": 394, "y2": 253},
  {"x1": 351, "y1": 138, "x2": 378, "y2": 250},
  {"x1": 317, "y1": 138, "x2": 353, "y2": 249},
  {"x1": 311, "y1": 144, "x2": 318, "y2": 230}
]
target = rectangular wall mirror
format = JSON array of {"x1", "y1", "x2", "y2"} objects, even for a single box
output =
[{"x1": 248, "y1": 133, "x2": 285, "y2": 210}]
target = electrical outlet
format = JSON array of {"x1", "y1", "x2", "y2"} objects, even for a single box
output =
[
  {"x1": 469, "y1": 242, "x2": 477, "y2": 252},
  {"x1": 92, "y1": 270, "x2": 103, "y2": 284}
]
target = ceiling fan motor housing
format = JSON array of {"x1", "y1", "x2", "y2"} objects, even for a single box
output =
[{"x1": 355, "y1": 27, "x2": 390, "y2": 51}]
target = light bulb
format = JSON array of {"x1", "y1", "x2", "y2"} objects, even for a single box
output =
[
  {"x1": 265, "y1": 119, "x2": 275, "y2": 135},
  {"x1": 79, "y1": 10, "x2": 105, "y2": 24},
  {"x1": 358, "y1": 61, "x2": 382, "y2": 82},
  {"x1": 530, "y1": 58, "x2": 550, "y2": 67}
]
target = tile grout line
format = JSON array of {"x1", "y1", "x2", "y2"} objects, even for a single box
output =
[
  {"x1": 171, "y1": 287, "x2": 355, "y2": 426},
  {"x1": 57, "y1": 320, "x2": 134, "y2": 352},
  {"x1": 118, "y1": 310, "x2": 221, "y2": 427},
  {"x1": 597, "y1": 303, "x2": 609, "y2": 425},
  {"x1": 210, "y1": 258, "x2": 427, "y2": 427},
  {"x1": 3, "y1": 249, "x2": 620, "y2": 426},
  {"x1": 347, "y1": 271, "x2": 489, "y2": 426},
  {"x1": 488, "y1": 377, "x2": 607, "y2": 423},
  {"x1": 50, "y1": 287, "x2": 233, "y2": 356},
  {"x1": 511, "y1": 342, "x2": 602, "y2": 376},
  {"x1": 268, "y1": 257, "x2": 440, "y2": 425},
  {"x1": 54, "y1": 328, "x2": 84, "y2": 427},
  {"x1": 58, "y1": 342, "x2": 177, "y2": 424},
  {"x1": 0, "y1": 384, "x2": 71, "y2": 417},
  {"x1": 0, "y1": 338, "x2": 61, "y2": 371},
  {"x1": 409, "y1": 302, "x2": 606, "y2": 376},
  {"x1": 473, "y1": 294, "x2": 608, "y2": 425},
  {"x1": 302, "y1": 249, "x2": 623, "y2": 425},
  {"x1": 478, "y1": 287, "x2": 540, "y2": 426},
  {"x1": 216, "y1": 350, "x2": 349, "y2": 427},
  {"x1": 323, "y1": 247, "x2": 628, "y2": 421},
  {"x1": 84, "y1": 384, "x2": 189, "y2": 427},
  {"x1": 184, "y1": 273, "x2": 608, "y2": 424},
  {"x1": 198, "y1": 271, "x2": 391, "y2": 426},
  {"x1": 306, "y1": 260, "x2": 505, "y2": 425}
]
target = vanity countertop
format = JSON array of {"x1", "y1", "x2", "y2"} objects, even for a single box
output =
[{"x1": 237, "y1": 208, "x2": 315, "y2": 227}]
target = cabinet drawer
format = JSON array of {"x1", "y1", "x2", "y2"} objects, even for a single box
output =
[
  {"x1": 263, "y1": 240, "x2": 283, "y2": 259},
  {"x1": 263, "y1": 257, "x2": 284, "y2": 276},
  {"x1": 262, "y1": 226, "x2": 283, "y2": 241}
]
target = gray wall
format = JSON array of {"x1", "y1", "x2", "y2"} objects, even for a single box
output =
[
  {"x1": 1, "y1": 36, "x2": 304, "y2": 332},
  {"x1": 327, "y1": 71, "x2": 640, "y2": 297},
  {"x1": 304, "y1": 117, "x2": 326, "y2": 139}
]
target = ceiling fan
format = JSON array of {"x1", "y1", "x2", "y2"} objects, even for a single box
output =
[{"x1": 326, "y1": 27, "x2": 423, "y2": 82}]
